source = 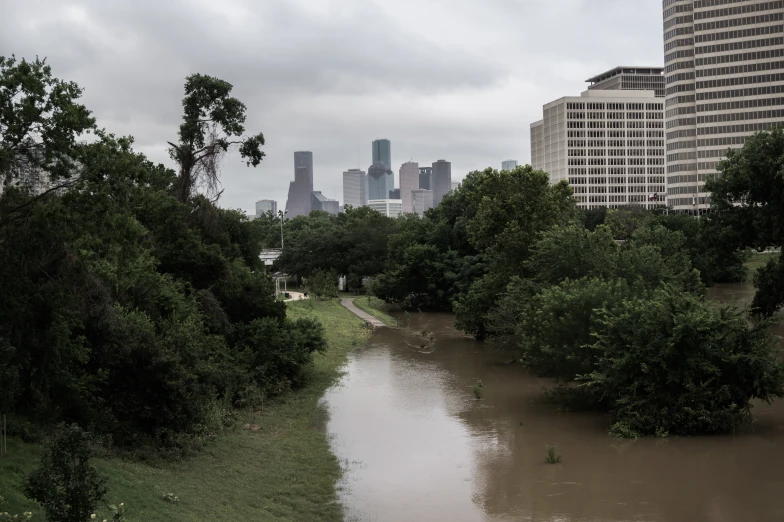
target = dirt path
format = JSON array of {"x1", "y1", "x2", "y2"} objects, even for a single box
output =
[{"x1": 340, "y1": 298, "x2": 387, "y2": 328}]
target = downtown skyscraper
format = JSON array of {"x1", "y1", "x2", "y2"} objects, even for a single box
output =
[
  {"x1": 342, "y1": 168, "x2": 367, "y2": 209},
  {"x1": 663, "y1": 0, "x2": 784, "y2": 213},
  {"x1": 432, "y1": 160, "x2": 452, "y2": 207},
  {"x1": 285, "y1": 151, "x2": 314, "y2": 218},
  {"x1": 399, "y1": 161, "x2": 419, "y2": 213},
  {"x1": 372, "y1": 139, "x2": 392, "y2": 171}
]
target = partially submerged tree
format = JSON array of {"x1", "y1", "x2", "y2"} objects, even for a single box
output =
[{"x1": 168, "y1": 74, "x2": 265, "y2": 202}]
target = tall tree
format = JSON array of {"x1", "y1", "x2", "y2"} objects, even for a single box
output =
[
  {"x1": 0, "y1": 55, "x2": 95, "y2": 190},
  {"x1": 168, "y1": 74, "x2": 265, "y2": 202}
]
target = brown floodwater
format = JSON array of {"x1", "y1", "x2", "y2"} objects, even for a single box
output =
[{"x1": 323, "y1": 283, "x2": 784, "y2": 522}]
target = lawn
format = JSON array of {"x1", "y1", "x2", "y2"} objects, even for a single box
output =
[
  {"x1": 351, "y1": 296, "x2": 398, "y2": 326},
  {"x1": 0, "y1": 299, "x2": 370, "y2": 522},
  {"x1": 744, "y1": 251, "x2": 780, "y2": 278}
]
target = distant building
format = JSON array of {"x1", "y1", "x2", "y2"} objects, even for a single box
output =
[
  {"x1": 389, "y1": 188, "x2": 400, "y2": 199},
  {"x1": 368, "y1": 161, "x2": 394, "y2": 201},
  {"x1": 431, "y1": 160, "x2": 452, "y2": 207},
  {"x1": 311, "y1": 191, "x2": 340, "y2": 215},
  {"x1": 399, "y1": 161, "x2": 419, "y2": 214},
  {"x1": 255, "y1": 199, "x2": 277, "y2": 217},
  {"x1": 372, "y1": 139, "x2": 392, "y2": 171},
  {"x1": 411, "y1": 189, "x2": 433, "y2": 216},
  {"x1": 501, "y1": 160, "x2": 518, "y2": 171},
  {"x1": 451, "y1": 181, "x2": 459, "y2": 191},
  {"x1": 285, "y1": 151, "x2": 313, "y2": 218},
  {"x1": 530, "y1": 67, "x2": 665, "y2": 210},
  {"x1": 368, "y1": 199, "x2": 403, "y2": 219},
  {"x1": 419, "y1": 166, "x2": 432, "y2": 190},
  {"x1": 343, "y1": 169, "x2": 367, "y2": 209}
]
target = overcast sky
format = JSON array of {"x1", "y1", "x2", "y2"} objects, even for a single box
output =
[{"x1": 1, "y1": 0, "x2": 663, "y2": 215}]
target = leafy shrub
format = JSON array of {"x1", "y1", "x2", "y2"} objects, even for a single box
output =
[{"x1": 24, "y1": 424, "x2": 107, "y2": 522}]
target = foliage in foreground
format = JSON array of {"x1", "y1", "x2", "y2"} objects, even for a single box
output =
[{"x1": 23, "y1": 425, "x2": 107, "y2": 522}]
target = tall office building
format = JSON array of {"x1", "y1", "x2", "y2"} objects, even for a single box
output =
[
  {"x1": 311, "y1": 191, "x2": 340, "y2": 215},
  {"x1": 368, "y1": 162, "x2": 394, "y2": 201},
  {"x1": 419, "y1": 166, "x2": 432, "y2": 189},
  {"x1": 587, "y1": 67, "x2": 666, "y2": 97},
  {"x1": 399, "y1": 161, "x2": 419, "y2": 214},
  {"x1": 372, "y1": 139, "x2": 392, "y2": 171},
  {"x1": 411, "y1": 189, "x2": 434, "y2": 215},
  {"x1": 530, "y1": 67, "x2": 666, "y2": 209},
  {"x1": 368, "y1": 199, "x2": 403, "y2": 218},
  {"x1": 663, "y1": 1, "x2": 784, "y2": 213},
  {"x1": 285, "y1": 151, "x2": 314, "y2": 218},
  {"x1": 389, "y1": 188, "x2": 401, "y2": 199},
  {"x1": 343, "y1": 169, "x2": 367, "y2": 209},
  {"x1": 255, "y1": 199, "x2": 277, "y2": 217},
  {"x1": 432, "y1": 160, "x2": 452, "y2": 207},
  {"x1": 502, "y1": 160, "x2": 518, "y2": 171}
]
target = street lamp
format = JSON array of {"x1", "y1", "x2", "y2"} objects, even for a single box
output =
[{"x1": 278, "y1": 209, "x2": 287, "y2": 249}]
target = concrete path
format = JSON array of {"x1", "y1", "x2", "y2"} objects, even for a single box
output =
[{"x1": 341, "y1": 298, "x2": 387, "y2": 328}]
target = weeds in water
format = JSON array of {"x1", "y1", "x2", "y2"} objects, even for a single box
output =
[
  {"x1": 545, "y1": 445, "x2": 561, "y2": 464},
  {"x1": 473, "y1": 380, "x2": 484, "y2": 400}
]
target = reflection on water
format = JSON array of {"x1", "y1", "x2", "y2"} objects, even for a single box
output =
[{"x1": 323, "y1": 285, "x2": 784, "y2": 522}]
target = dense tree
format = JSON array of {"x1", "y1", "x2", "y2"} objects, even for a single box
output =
[
  {"x1": 168, "y1": 74, "x2": 265, "y2": 203},
  {"x1": 0, "y1": 55, "x2": 96, "y2": 188}
]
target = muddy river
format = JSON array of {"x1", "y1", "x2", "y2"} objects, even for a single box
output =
[{"x1": 323, "y1": 283, "x2": 784, "y2": 521}]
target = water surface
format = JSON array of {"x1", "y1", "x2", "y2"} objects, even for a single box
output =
[{"x1": 324, "y1": 285, "x2": 784, "y2": 522}]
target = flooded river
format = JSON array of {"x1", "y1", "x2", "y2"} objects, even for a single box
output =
[{"x1": 323, "y1": 283, "x2": 784, "y2": 521}]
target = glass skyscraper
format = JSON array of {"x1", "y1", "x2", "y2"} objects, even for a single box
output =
[{"x1": 372, "y1": 139, "x2": 392, "y2": 171}]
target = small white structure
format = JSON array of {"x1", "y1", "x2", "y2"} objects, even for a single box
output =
[{"x1": 368, "y1": 199, "x2": 403, "y2": 218}]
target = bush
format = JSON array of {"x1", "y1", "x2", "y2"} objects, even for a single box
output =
[
  {"x1": 24, "y1": 424, "x2": 108, "y2": 522},
  {"x1": 581, "y1": 287, "x2": 784, "y2": 437},
  {"x1": 307, "y1": 271, "x2": 338, "y2": 300}
]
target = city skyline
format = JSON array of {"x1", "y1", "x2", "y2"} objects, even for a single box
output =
[{"x1": 1, "y1": 1, "x2": 664, "y2": 217}]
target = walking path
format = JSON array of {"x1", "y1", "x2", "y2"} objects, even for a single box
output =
[{"x1": 341, "y1": 298, "x2": 388, "y2": 328}]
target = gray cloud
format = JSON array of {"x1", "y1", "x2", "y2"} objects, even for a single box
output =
[{"x1": 0, "y1": 0, "x2": 663, "y2": 214}]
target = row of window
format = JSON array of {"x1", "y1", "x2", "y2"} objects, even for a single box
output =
[
  {"x1": 696, "y1": 71, "x2": 784, "y2": 90},
  {"x1": 697, "y1": 96, "x2": 784, "y2": 112},
  {"x1": 695, "y1": 36, "x2": 784, "y2": 55},
  {"x1": 697, "y1": 147, "x2": 740, "y2": 158},
  {"x1": 569, "y1": 149, "x2": 663, "y2": 157},
  {"x1": 666, "y1": 48, "x2": 695, "y2": 64},
  {"x1": 667, "y1": 161, "x2": 725, "y2": 173},
  {"x1": 568, "y1": 158, "x2": 665, "y2": 166},
  {"x1": 697, "y1": 120, "x2": 784, "y2": 134},
  {"x1": 697, "y1": 108, "x2": 784, "y2": 123},
  {"x1": 664, "y1": 1, "x2": 692, "y2": 18},
  {"x1": 667, "y1": 71, "x2": 696, "y2": 84},
  {"x1": 697, "y1": 83, "x2": 784, "y2": 101},
  {"x1": 665, "y1": 26, "x2": 694, "y2": 42},
  {"x1": 695, "y1": 1, "x2": 784, "y2": 20},
  {"x1": 665, "y1": 14, "x2": 693, "y2": 31},
  {"x1": 695, "y1": 24, "x2": 783, "y2": 44},
  {"x1": 567, "y1": 112, "x2": 662, "y2": 120},
  {"x1": 695, "y1": 48, "x2": 784, "y2": 67},
  {"x1": 696, "y1": 59, "x2": 784, "y2": 79},
  {"x1": 667, "y1": 128, "x2": 698, "y2": 140},
  {"x1": 665, "y1": 38, "x2": 694, "y2": 53},
  {"x1": 568, "y1": 168, "x2": 665, "y2": 176},
  {"x1": 696, "y1": 0, "x2": 770, "y2": 9},
  {"x1": 667, "y1": 140, "x2": 696, "y2": 151},
  {"x1": 694, "y1": 12, "x2": 784, "y2": 33}
]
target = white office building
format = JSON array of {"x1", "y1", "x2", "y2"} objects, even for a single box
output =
[
  {"x1": 368, "y1": 199, "x2": 403, "y2": 218},
  {"x1": 530, "y1": 67, "x2": 666, "y2": 210},
  {"x1": 663, "y1": 1, "x2": 784, "y2": 213},
  {"x1": 411, "y1": 189, "x2": 434, "y2": 216},
  {"x1": 342, "y1": 168, "x2": 367, "y2": 209}
]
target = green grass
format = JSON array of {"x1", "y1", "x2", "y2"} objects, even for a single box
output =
[
  {"x1": 0, "y1": 300, "x2": 370, "y2": 522},
  {"x1": 352, "y1": 296, "x2": 398, "y2": 326},
  {"x1": 745, "y1": 252, "x2": 780, "y2": 277}
]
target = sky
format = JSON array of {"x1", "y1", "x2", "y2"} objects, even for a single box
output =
[{"x1": 1, "y1": 0, "x2": 663, "y2": 215}]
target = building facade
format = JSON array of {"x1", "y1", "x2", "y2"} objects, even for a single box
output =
[
  {"x1": 502, "y1": 160, "x2": 518, "y2": 171},
  {"x1": 530, "y1": 68, "x2": 666, "y2": 210},
  {"x1": 255, "y1": 199, "x2": 277, "y2": 217},
  {"x1": 419, "y1": 166, "x2": 432, "y2": 189},
  {"x1": 311, "y1": 191, "x2": 340, "y2": 215},
  {"x1": 587, "y1": 66, "x2": 666, "y2": 97},
  {"x1": 399, "y1": 161, "x2": 419, "y2": 214},
  {"x1": 368, "y1": 161, "x2": 394, "y2": 201},
  {"x1": 285, "y1": 151, "x2": 314, "y2": 218},
  {"x1": 411, "y1": 189, "x2": 434, "y2": 215},
  {"x1": 343, "y1": 168, "x2": 367, "y2": 209},
  {"x1": 663, "y1": 0, "x2": 784, "y2": 213},
  {"x1": 431, "y1": 160, "x2": 452, "y2": 207},
  {"x1": 372, "y1": 139, "x2": 392, "y2": 171},
  {"x1": 368, "y1": 199, "x2": 403, "y2": 218}
]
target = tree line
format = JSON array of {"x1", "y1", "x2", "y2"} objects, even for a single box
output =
[{"x1": 0, "y1": 56, "x2": 326, "y2": 454}]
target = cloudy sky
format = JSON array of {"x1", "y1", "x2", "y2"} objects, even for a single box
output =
[{"x1": 1, "y1": 0, "x2": 663, "y2": 215}]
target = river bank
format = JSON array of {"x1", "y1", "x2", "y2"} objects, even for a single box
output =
[{"x1": 0, "y1": 299, "x2": 373, "y2": 522}]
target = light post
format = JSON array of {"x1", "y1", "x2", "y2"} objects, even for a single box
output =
[{"x1": 278, "y1": 210, "x2": 288, "y2": 296}]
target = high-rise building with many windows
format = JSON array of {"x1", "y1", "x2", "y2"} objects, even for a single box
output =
[
  {"x1": 399, "y1": 161, "x2": 419, "y2": 214},
  {"x1": 255, "y1": 199, "x2": 277, "y2": 217},
  {"x1": 419, "y1": 166, "x2": 432, "y2": 189},
  {"x1": 431, "y1": 160, "x2": 452, "y2": 207},
  {"x1": 663, "y1": 0, "x2": 784, "y2": 213},
  {"x1": 372, "y1": 139, "x2": 392, "y2": 171},
  {"x1": 530, "y1": 67, "x2": 666, "y2": 210},
  {"x1": 368, "y1": 162, "x2": 394, "y2": 201},
  {"x1": 285, "y1": 151, "x2": 314, "y2": 218},
  {"x1": 502, "y1": 160, "x2": 518, "y2": 171},
  {"x1": 342, "y1": 168, "x2": 367, "y2": 209}
]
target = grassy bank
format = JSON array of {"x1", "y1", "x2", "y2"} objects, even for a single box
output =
[
  {"x1": 352, "y1": 296, "x2": 398, "y2": 326},
  {"x1": 745, "y1": 252, "x2": 780, "y2": 278},
  {"x1": 0, "y1": 300, "x2": 370, "y2": 522}
]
